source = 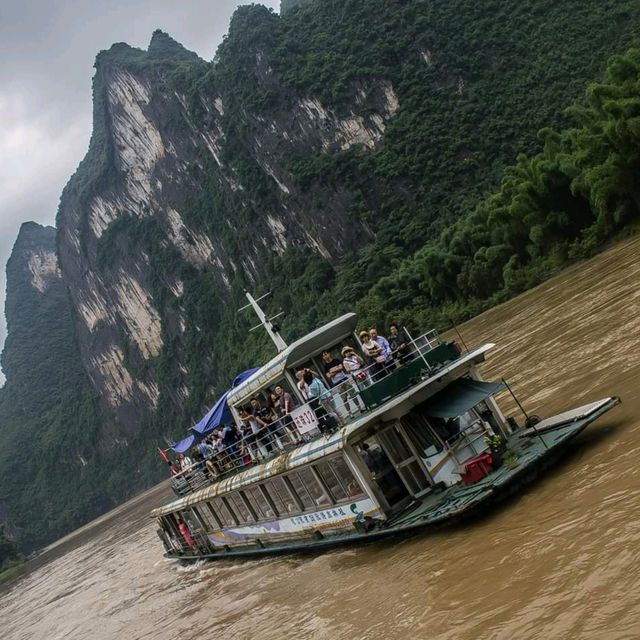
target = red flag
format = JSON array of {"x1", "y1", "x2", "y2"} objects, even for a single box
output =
[{"x1": 158, "y1": 447, "x2": 170, "y2": 463}]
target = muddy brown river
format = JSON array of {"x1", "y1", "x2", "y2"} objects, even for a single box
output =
[{"x1": 2, "y1": 237, "x2": 640, "y2": 639}]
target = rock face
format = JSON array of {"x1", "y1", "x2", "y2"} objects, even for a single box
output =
[{"x1": 56, "y1": 28, "x2": 396, "y2": 432}]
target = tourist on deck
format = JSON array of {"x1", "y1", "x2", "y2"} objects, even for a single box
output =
[
  {"x1": 268, "y1": 390, "x2": 282, "y2": 418},
  {"x1": 322, "y1": 350, "x2": 348, "y2": 387},
  {"x1": 322, "y1": 350, "x2": 350, "y2": 418},
  {"x1": 295, "y1": 369, "x2": 308, "y2": 399},
  {"x1": 247, "y1": 402, "x2": 275, "y2": 456},
  {"x1": 204, "y1": 457, "x2": 220, "y2": 480},
  {"x1": 167, "y1": 460, "x2": 180, "y2": 476},
  {"x1": 389, "y1": 323, "x2": 411, "y2": 364},
  {"x1": 252, "y1": 396, "x2": 287, "y2": 450},
  {"x1": 370, "y1": 328, "x2": 394, "y2": 378},
  {"x1": 304, "y1": 369, "x2": 339, "y2": 433},
  {"x1": 197, "y1": 439, "x2": 214, "y2": 459},
  {"x1": 275, "y1": 384, "x2": 300, "y2": 444},
  {"x1": 359, "y1": 330, "x2": 383, "y2": 378},
  {"x1": 275, "y1": 384, "x2": 297, "y2": 414},
  {"x1": 340, "y1": 346, "x2": 367, "y2": 414},
  {"x1": 342, "y1": 346, "x2": 369, "y2": 386},
  {"x1": 251, "y1": 397, "x2": 274, "y2": 424},
  {"x1": 220, "y1": 423, "x2": 242, "y2": 465},
  {"x1": 177, "y1": 452, "x2": 193, "y2": 471}
]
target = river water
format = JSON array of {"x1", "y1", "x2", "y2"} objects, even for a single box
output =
[{"x1": 2, "y1": 237, "x2": 640, "y2": 639}]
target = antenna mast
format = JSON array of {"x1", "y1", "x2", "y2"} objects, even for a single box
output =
[{"x1": 238, "y1": 291, "x2": 288, "y2": 352}]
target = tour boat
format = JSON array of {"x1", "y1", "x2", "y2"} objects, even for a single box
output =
[{"x1": 151, "y1": 294, "x2": 620, "y2": 561}]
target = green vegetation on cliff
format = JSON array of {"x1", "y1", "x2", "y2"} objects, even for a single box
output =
[{"x1": 169, "y1": 0, "x2": 640, "y2": 351}]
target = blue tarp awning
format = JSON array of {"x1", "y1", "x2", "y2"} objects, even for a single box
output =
[
  {"x1": 171, "y1": 434, "x2": 195, "y2": 453},
  {"x1": 190, "y1": 367, "x2": 259, "y2": 436},
  {"x1": 191, "y1": 393, "x2": 230, "y2": 436}
]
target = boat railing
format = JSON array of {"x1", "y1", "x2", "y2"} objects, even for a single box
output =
[
  {"x1": 446, "y1": 418, "x2": 492, "y2": 466},
  {"x1": 331, "y1": 328, "x2": 444, "y2": 394},
  {"x1": 170, "y1": 398, "x2": 348, "y2": 496},
  {"x1": 169, "y1": 327, "x2": 449, "y2": 497}
]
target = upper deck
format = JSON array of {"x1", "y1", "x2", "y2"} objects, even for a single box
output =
[{"x1": 158, "y1": 335, "x2": 495, "y2": 517}]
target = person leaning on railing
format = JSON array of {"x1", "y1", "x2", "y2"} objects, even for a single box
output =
[
  {"x1": 275, "y1": 384, "x2": 303, "y2": 444},
  {"x1": 369, "y1": 328, "x2": 395, "y2": 377},
  {"x1": 340, "y1": 346, "x2": 367, "y2": 415},
  {"x1": 342, "y1": 346, "x2": 370, "y2": 387},
  {"x1": 250, "y1": 397, "x2": 276, "y2": 455},
  {"x1": 303, "y1": 369, "x2": 339, "y2": 433},
  {"x1": 389, "y1": 323, "x2": 411, "y2": 364}
]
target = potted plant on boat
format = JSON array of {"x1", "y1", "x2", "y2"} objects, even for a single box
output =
[{"x1": 484, "y1": 434, "x2": 507, "y2": 469}]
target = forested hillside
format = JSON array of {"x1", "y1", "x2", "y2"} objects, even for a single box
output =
[
  {"x1": 3, "y1": 0, "x2": 640, "y2": 551},
  {"x1": 0, "y1": 224, "x2": 109, "y2": 551}
]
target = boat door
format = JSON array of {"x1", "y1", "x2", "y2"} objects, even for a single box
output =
[{"x1": 378, "y1": 422, "x2": 433, "y2": 497}]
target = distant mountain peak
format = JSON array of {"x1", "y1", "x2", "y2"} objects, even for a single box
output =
[{"x1": 148, "y1": 29, "x2": 200, "y2": 62}]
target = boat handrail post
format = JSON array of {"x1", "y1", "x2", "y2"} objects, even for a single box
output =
[
  {"x1": 449, "y1": 318, "x2": 469, "y2": 353},
  {"x1": 405, "y1": 327, "x2": 433, "y2": 375},
  {"x1": 501, "y1": 377, "x2": 548, "y2": 450}
]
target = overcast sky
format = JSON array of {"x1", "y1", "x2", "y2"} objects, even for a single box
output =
[{"x1": 0, "y1": 0, "x2": 280, "y2": 382}]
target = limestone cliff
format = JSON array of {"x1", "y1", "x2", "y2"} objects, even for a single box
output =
[{"x1": 56, "y1": 25, "x2": 397, "y2": 433}]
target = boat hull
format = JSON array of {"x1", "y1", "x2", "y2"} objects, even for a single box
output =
[{"x1": 166, "y1": 396, "x2": 620, "y2": 562}]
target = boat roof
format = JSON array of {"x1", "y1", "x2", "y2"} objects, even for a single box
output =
[
  {"x1": 152, "y1": 343, "x2": 495, "y2": 518},
  {"x1": 226, "y1": 313, "x2": 359, "y2": 406}
]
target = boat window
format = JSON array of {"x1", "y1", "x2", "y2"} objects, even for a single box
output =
[
  {"x1": 227, "y1": 493, "x2": 254, "y2": 524},
  {"x1": 267, "y1": 477, "x2": 299, "y2": 515},
  {"x1": 243, "y1": 486, "x2": 271, "y2": 520},
  {"x1": 401, "y1": 411, "x2": 444, "y2": 456},
  {"x1": 315, "y1": 460, "x2": 347, "y2": 501},
  {"x1": 287, "y1": 471, "x2": 316, "y2": 510},
  {"x1": 257, "y1": 485, "x2": 278, "y2": 518},
  {"x1": 182, "y1": 510, "x2": 200, "y2": 531},
  {"x1": 212, "y1": 497, "x2": 237, "y2": 527},
  {"x1": 164, "y1": 515, "x2": 180, "y2": 539},
  {"x1": 192, "y1": 505, "x2": 217, "y2": 531},
  {"x1": 380, "y1": 424, "x2": 413, "y2": 464},
  {"x1": 203, "y1": 502, "x2": 222, "y2": 529},
  {"x1": 316, "y1": 457, "x2": 365, "y2": 500},
  {"x1": 297, "y1": 467, "x2": 332, "y2": 508},
  {"x1": 457, "y1": 409, "x2": 479, "y2": 430}
]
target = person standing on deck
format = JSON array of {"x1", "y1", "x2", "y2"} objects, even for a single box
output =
[
  {"x1": 389, "y1": 323, "x2": 411, "y2": 364},
  {"x1": 304, "y1": 370, "x2": 339, "y2": 432},
  {"x1": 275, "y1": 384, "x2": 300, "y2": 444},
  {"x1": 250, "y1": 398, "x2": 276, "y2": 454},
  {"x1": 322, "y1": 350, "x2": 349, "y2": 418},
  {"x1": 370, "y1": 328, "x2": 394, "y2": 377}
]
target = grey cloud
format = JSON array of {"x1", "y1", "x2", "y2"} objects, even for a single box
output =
[{"x1": 0, "y1": 1, "x2": 280, "y2": 382}]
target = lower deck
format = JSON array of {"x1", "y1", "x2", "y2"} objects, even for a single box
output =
[{"x1": 163, "y1": 396, "x2": 619, "y2": 561}]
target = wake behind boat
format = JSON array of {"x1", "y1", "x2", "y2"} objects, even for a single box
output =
[{"x1": 151, "y1": 294, "x2": 620, "y2": 561}]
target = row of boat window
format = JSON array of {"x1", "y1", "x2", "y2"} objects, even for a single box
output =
[{"x1": 169, "y1": 455, "x2": 365, "y2": 531}]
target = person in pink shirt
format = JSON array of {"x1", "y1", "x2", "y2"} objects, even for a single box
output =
[{"x1": 177, "y1": 517, "x2": 196, "y2": 550}]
